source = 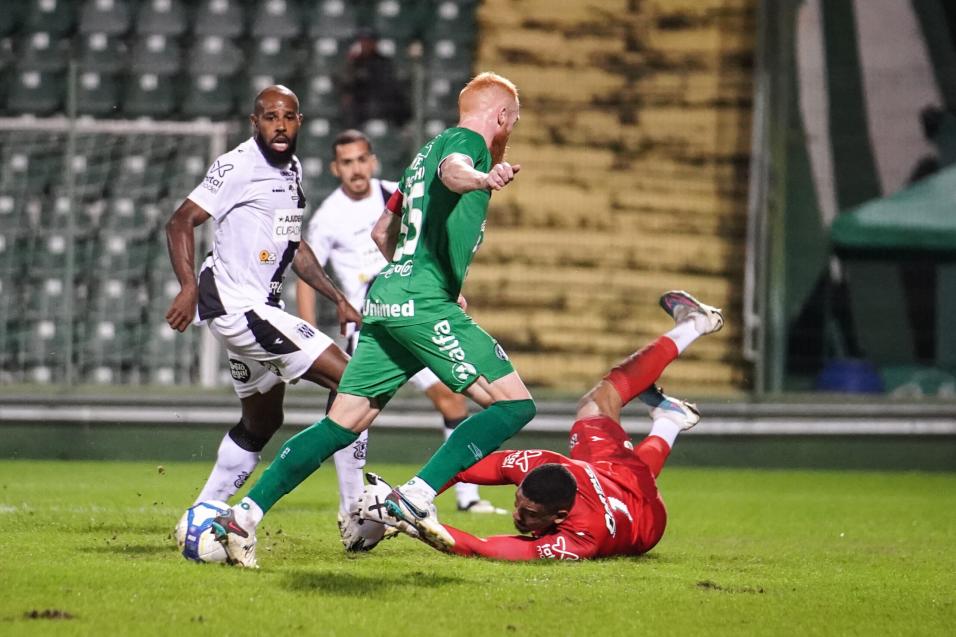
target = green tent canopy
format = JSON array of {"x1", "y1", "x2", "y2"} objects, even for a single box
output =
[{"x1": 831, "y1": 165, "x2": 956, "y2": 252}]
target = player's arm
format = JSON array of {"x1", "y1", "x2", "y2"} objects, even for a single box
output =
[
  {"x1": 292, "y1": 240, "x2": 362, "y2": 335},
  {"x1": 164, "y1": 199, "x2": 211, "y2": 332},
  {"x1": 439, "y1": 154, "x2": 521, "y2": 194},
  {"x1": 371, "y1": 188, "x2": 405, "y2": 259},
  {"x1": 295, "y1": 279, "x2": 318, "y2": 327},
  {"x1": 441, "y1": 526, "x2": 596, "y2": 561}
]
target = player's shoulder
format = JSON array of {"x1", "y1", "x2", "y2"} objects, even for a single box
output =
[{"x1": 210, "y1": 138, "x2": 258, "y2": 174}]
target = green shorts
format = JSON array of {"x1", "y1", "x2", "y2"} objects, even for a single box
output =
[{"x1": 337, "y1": 306, "x2": 515, "y2": 402}]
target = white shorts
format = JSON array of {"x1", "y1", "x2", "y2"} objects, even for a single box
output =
[
  {"x1": 345, "y1": 331, "x2": 439, "y2": 393},
  {"x1": 208, "y1": 304, "x2": 335, "y2": 399}
]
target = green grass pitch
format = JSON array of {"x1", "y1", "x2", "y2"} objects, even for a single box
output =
[{"x1": 1, "y1": 460, "x2": 954, "y2": 636}]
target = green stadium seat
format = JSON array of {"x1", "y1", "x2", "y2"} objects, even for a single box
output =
[
  {"x1": 427, "y1": 0, "x2": 478, "y2": 44},
  {"x1": 7, "y1": 70, "x2": 63, "y2": 115},
  {"x1": 180, "y1": 73, "x2": 237, "y2": 119},
  {"x1": 305, "y1": 36, "x2": 347, "y2": 77},
  {"x1": 248, "y1": 37, "x2": 299, "y2": 79},
  {"x1": 308, "y1": 0, "x2": 360, "y2": 40},
  {"x1": 76, "y1": 70, "x2": 121, "y2": 117},
  {"x1": 78, "y1": 0, "x2": 132, "y2": 35},
  {"x1": 187, "y1": 36, "x2": 244, "y2": 75},
  {"x1": 251, "y1": 0, "x2": 302, "y2": 38},
  {"x1": 130, "y1": 34, "x2": 182, "y2": 75},
  {"x1": 194, "y1": 0, "x2": 246, "y2": 38},
  {"x1": 300, "y1": 73, "x2": 339, "y2": 118},
  {"x1": 135, "y1": 0, "x2": 187, "y2": 36},
  {"x1": 18, "y1": 31, "x2": 71, "y2": 72},
  {"x1": 372, "y1": 0, "x2": 426, "y2": 43},
  {"x1": 363, "y1": 118, "x2": 409, "y2": 176},
  {"x1": 122, "y1": 72, "x2": 177, "y2": 118},
  {"x1": 77, "y1": 32, "x2": 128, "y2": 73},
  {"x1": 113, "y1": 139, "x2": 169, "y2": 199},
  {"x1": 427, "y1": 38, "x2": 473, "y2": 83},
  {"x1": 24, "y1": 0, "x2": 78, "y2": 38}
]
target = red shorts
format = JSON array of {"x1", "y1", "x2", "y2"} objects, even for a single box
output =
[{"x1": 568, "y1": 415, "x2": 667, "y2": 552}]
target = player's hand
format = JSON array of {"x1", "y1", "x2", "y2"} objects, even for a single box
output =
[
  {"x1": 484, "y1": 162, "x2": 521, "y2": 191},
  {"x1": 457, "y1": 294, "x2": 468, "y2": 312},
  {"x1": 165, "y1": 286, "x2": 197, "y2": 332},
  {"x1": 336, "y1": 299, "x2": 363, "y2": 336}
]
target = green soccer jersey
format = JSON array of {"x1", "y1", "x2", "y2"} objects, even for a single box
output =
[{"x1": 363, "y1": 127, "x2": 491, "y2": 325}]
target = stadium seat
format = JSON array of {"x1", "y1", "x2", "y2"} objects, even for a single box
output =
[
  {"x1": 305, "y1": 36, "x2": 346, "y2": 77},
  {"x1": 6, "y1": 69, "x2": 64, "y2": 116},
  {"x1": 113, "y1": 139, "x2": 170, "y2": 199},
  {"x1": 299, "y1": 73, "x2": 339, "y2": 118},
  {"x1": 122, "y1": 72, "x2": 177, "y2": 118},
  {"x1": 194, "y1": 0, "x2": 246, "y2": 38},
  {"x1": 135, "y1": 0, "x2": 187, "y2": 36},
  {"x1": 75, "y1": 70, "x2": 121, "y2": 117},
  {"x1": 77, "y1": 32, "x2": 128, "y2": 73},
  {"x1": 248, "y1": 37, "x2": 299, "y2": 80},
  {"x1": 363, "y1": 118, "x2": 409, "y2": 177},
  {"x1": 24, "y1": 0, "x2": 78, "y2": 38},
  {"x1": 78, "y1": 0, "x2": 132, "y2": 36},
  {"x1": 129, "y1": 34, "x2": 182, "y2": 75},
  {"x1": 307, "y1": 0, "x2": 360, "y2": 40},
  {"x1": 187, "y1": 35, "x2": 244, "y2": 76},
  {"x1": 372, "y1": 0, "x2": 426, "y2": 43},
  {"x1": 180, "y1": 73, "x2": 237, "y2": 120},
  {"x1": 251, "y1": 0, "x2": 302, "y2": 39},
  {"x1": 427, "y1": 0, "x2": 478, "y2": 45},
  {"x1": 427, "y1": 38, "x2": 473, "y2": 83},
  {"x1": 17, "y1": 31, "x2": 71, "y2": 72}
]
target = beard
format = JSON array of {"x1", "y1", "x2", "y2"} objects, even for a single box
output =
[
  {"x1": 490, "y1": 131, "x2": 510, "y2": 165},
  {"x1": 255, "y1": 132, "x2": 297, "y2": 166}
]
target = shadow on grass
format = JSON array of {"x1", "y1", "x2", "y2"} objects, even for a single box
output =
[
  {"x1": 83, "y1": 543, "x2": 170, "y2": 556},
  {"x1": 284, "y1": 570, "x2": 464, "y2": 596}
]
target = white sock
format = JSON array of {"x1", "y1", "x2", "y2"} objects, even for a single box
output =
[
  {"x1": 332, "y1": 429, "x2": 368, "y2": 516},
  {"x1": 665, "y1": 320, "x2": 700, "y2": 354},
  {"x1": 402, "y1": 476, "x2": 437, "y2": 503},
  {"x1": 649, "y1": 417, "x2": 682, "y2": 448},
  {"x1": 442, "y1": 425, "x2": 481, "y2": 507},
  {"x1": 194, "y1": 432, "x2": 259, "y2": 505},
  {"x1": 237, "y1": 497, "x2": 264, "y2": 528}
]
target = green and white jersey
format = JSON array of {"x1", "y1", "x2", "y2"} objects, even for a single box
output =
[{"x1": 363, "y1": 127, "x2": 491, "y2": 325}]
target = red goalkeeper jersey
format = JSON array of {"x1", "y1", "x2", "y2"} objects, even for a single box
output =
[{"x1": 442, "y1": 446, "x2": 667, "y2": 561}]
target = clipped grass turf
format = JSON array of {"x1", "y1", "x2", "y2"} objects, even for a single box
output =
[{"x1": 1, "y1": 460, "x2": 954, "y2": 636}]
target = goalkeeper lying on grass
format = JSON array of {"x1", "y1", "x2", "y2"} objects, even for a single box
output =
[{"x1": 350, "y1": 290, "x2": 723, "y2": 560}]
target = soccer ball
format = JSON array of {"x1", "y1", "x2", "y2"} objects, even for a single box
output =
[{"x1": 175, "y1": 500, "x2": 231, "y2": 563}]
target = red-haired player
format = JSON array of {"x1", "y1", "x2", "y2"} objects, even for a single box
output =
[{"x1": 354, "y1": 290, "x2": 723, "y2": 560}]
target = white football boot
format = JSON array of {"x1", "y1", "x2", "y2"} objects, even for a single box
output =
[
  {"x1": 457, "y1": 499, "x2": 508, "y2": 515},
  {"x1": 378, "y1": 479, "x2": 455, "y2": 551},
  {"x1": 649, "y1": 392, "x2": 701, "y2": 432},
  {"x1": 658, "y1": 290, "x2": 724, "y2": 335},
  {"x1": 211, "y1": 505, "x2": 258, "y2": 568}
]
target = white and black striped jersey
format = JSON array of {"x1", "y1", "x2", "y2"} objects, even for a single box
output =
[
  {"x1": 304, "y1": 178, "x2": 397, "y2": 311},
  {"x1": 187, "y1": 137, "x2": 306, "y2": 321}
]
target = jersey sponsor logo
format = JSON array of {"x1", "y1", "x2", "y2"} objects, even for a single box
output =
[
  {"x1": 432, "y1": 320, "x2": 468, "y2": 362},
  {"x1": 273, "y1": 209, "x2": 302, "y2": 242},
  {"x1": 453, "y1": 361, "x2": 477, "y2": 382},
  {"x1": 296, "y1": 323, "x2": 316, "y2": 339},
  {"x1": 381, "y1": 262, "x2": 413, "y2": 278},
  {"x1": 202, "y1": 161, "x2": 234, "y2": 193},
  {"x1": 502, "y1": 449, "x2": 544, "y2": 472},
  {"x1": 608, "y1": 497, "x2": 633, "y2": 522},
  {"x1": 363, "y1": 299, "x2": 416, "y2": 318},
  {"x1": 569, "y1": 433, "x2": 579, "y2": 450},
  {"x1": 583, "y1": 465, "x2": 617, "y2": 537},
  {"x1": 494, "y1": 343, "x2": 509, "y2": 361},
  {"x1": 269, "y1": 281, "x2": 284, "y2": 296},
  {"x1": 536, "y1": 536, "x2": 580, "y2": 561},
  {"x1": 258, "y1": 250, "x2": 277, "y2": 265},
  {"x1": 229, "y1": 358, "x2": 251, "y2": 382}
]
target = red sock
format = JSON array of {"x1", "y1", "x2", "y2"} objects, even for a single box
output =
[
  {"x1": 604, "y1": 336, "x2": 679, "y2": 405},
  {"x1": 635, "y1": 435, "x2": 671, "y2": 478}
]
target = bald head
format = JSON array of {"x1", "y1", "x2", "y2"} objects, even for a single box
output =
[
  {"x1": 250, "y1": 85, "x2": 302, "y2": 167},
  {"x1": 253, "y1": 84, "x2": 299, "y2": 115}
]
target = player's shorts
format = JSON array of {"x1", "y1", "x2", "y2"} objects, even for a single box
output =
[
  {"x1": 338, "y1": 305, "x2": 514, "y2": 402},
  {"x1": 346, "y1": 328, "x2": 441, "y2": 393},
  {"x1": 207, "y1": 303, "x2": 335, "y2": 399},
  {"x1": 569, "y1": 415, "x2": 667, "y2": 553}
]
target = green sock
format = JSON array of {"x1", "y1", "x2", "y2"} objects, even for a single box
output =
[
  {"x1": 247, "y1": 417, "x2": 358, "y2": 513},
  {"x1": 417, "y1": 399, "x2": 536, "y2": 491}
]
